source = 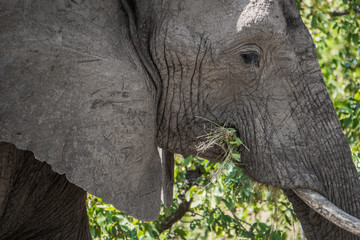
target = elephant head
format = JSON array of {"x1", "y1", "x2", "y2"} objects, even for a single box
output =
[{"x1": 1, "y1": 0, "x2": 359, "y2": 239}]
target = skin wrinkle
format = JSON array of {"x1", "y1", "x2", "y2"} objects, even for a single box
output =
[
  {"x1": 236, "y1": 102, "x2": 252, "y2": 159},
  {"x1": 247, "y1": 102, "x2": 256, "y2": 156},
  {"x1": 168, "y1": 58, "x2": 177, "y2": 150},
  {"x1": 159, "y1": 26, "x2": 170, "y2": 136},
  {"x1": 189, "y1": 36, "x2": 201, "y2": 114},
  {"x1": 169, "y1": 58, "x2": 182, "y2": 150},
  {"x1": 177, "y1": 65, "x2": 190, "y2": 150},
  {"x1": 174, "y1": 54, "x2": 184, "y2": 151},
  {"x1": 175, "y1": 53, "x2": 186, "y2": 116},
  {"x1": 242, "y1": 101, "x2": 259, "y2": 169},
  {"x1": 197, "y1": 40, "x2": 208, "y2": 116},
  {"x1": 192, "y1": 35, "x2": 207, "y2": 121}
]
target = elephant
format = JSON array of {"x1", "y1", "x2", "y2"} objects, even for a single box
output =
[{"x1": 0, "y1": 0, "x2": 359, "y2": 239}]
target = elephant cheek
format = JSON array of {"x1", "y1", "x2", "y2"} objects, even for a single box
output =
[{"x1": 240, "y1": 135, "x2": 323, "y2": 193}]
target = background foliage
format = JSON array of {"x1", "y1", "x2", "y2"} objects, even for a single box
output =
[{"x1": 87, "y1": 1, "x2": 360, "y2": 239}]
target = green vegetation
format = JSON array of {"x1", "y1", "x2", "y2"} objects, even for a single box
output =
[
  {"x1": 87, "y1": 1, "x2": 359, "y2": 239},
  {"x1": 87, "y1": 156, "x2": 300, "y2": 240}
]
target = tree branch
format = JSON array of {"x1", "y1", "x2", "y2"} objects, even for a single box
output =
[
  {"x1": 157, "y1": 166, "x2": 203, "y2": 234},
  {"x1": 330, "y1": 9, "x2": 360, "y2": 17},
  {"x1": 331, "y1": 11, "x2": 350, "y2": 17},
  {"x1": 158, "y1": 196, "x2": 192, "y2": 234}
]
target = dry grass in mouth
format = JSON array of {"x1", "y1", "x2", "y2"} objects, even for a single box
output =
[{"x1": 196, "y1": 118, "x2": 249, "y2": 180}]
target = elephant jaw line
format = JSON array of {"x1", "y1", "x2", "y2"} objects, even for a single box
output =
[{"x1": 293, "y1": 188, "x2": 360, "y2": 237}]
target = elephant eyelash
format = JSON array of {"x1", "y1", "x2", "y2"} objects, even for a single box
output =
[
  {"x1": 241, "y1": 52, "x2": 260, "y2": 67},
  {"x1": 230, "y1": 44, "x2": 262, "y2": 68},
  {"x1": 225, "y1": 43, "x2": 262, "y2": 68}
]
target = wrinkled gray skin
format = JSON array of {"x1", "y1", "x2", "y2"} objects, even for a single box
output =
[{"x1": 0, "y1": 0, "x2": 359, "y2": 239}]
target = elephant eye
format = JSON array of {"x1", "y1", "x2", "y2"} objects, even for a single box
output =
[{"x1": 241, "y1": 52, "x2": 260, "y2": 67}]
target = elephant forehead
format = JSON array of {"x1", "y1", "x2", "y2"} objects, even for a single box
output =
[
  {"x1": 162, "y1": 0, "x2": 287, "y2": 44},
  {"x1": 162, "y1": 0, "x2": 246, "y2": 41},
  {"x1": 236, "y1": 0, "x2": 287, "y2": 35}
]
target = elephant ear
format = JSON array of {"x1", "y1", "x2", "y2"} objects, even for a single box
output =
[{"x1": 0, "y1": 0, "x2": 161, "y2": 220}]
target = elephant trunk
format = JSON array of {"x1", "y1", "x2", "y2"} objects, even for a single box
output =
[{"x1": 234, "y1": 4, "x2": 360, "y2": 237}]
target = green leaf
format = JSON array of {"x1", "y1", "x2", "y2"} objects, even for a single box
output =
[
  {"x1": 212, "y1": 186, "x2": 223, "y2": 197},
  {"x1": 185, "y1": 185, "x2": 198, "y2": 201},
  {"x1": 223, "y1": 199, "x2": 234, "y2": 210},
  {"x1": 89, "y1": 226, "x2": 96, "y2": 237},
  {"x1": 352, "y1": 33, "x2": 359, "y2": 45},
  {"x1": 139, "y1": 235, "x2": 153, "y2": 240},
  {"x1": 342, "y1": 118, "x2": 352, "y2": 127},
  {"x1": 183, "y1": 155, "x2": 193, "y2": 166},
  {"x1": 208, "y1": 195, "x2": 217, "y2": 209},
  {"x1": 311, "y1": 15, "x2": 318, "y2": 28},
  {"x1": 235, "y1": 137, "x2": 243, "y2": 146},
  {"x1": 96, "y1": 214, "x2": 107, "y2": 228},
  {"x1": 191, "y1": 190, "x2": 205, "y2": 208},
  {"x1": 231, "y1": 151, "x2": 241, "y2": 162},
  {"x1": 174, "y1": 228, "x2": 188, "y2": 238},
  {"x1": 339, "y1": 106, "x2": 353, "y2": 115}
]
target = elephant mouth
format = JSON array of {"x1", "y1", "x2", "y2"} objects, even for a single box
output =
[
  {"x1": 197, "y1": 151, "x2": 226, "y2": 162},
  {"x1": 292, "y1": 188, "x2": 360, "y2": 236},
  {"x1": 196, "y1": 145, "x2": 227, "y2": 162}
]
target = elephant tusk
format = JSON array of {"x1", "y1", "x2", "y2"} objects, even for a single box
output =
[{"x1": 293, "y1": 188, "x2": 360, "y2": 236}]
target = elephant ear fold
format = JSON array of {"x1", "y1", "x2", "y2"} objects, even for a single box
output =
[{"x1": 0, "y1": 1, "x2": 161, "y2": 220}]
